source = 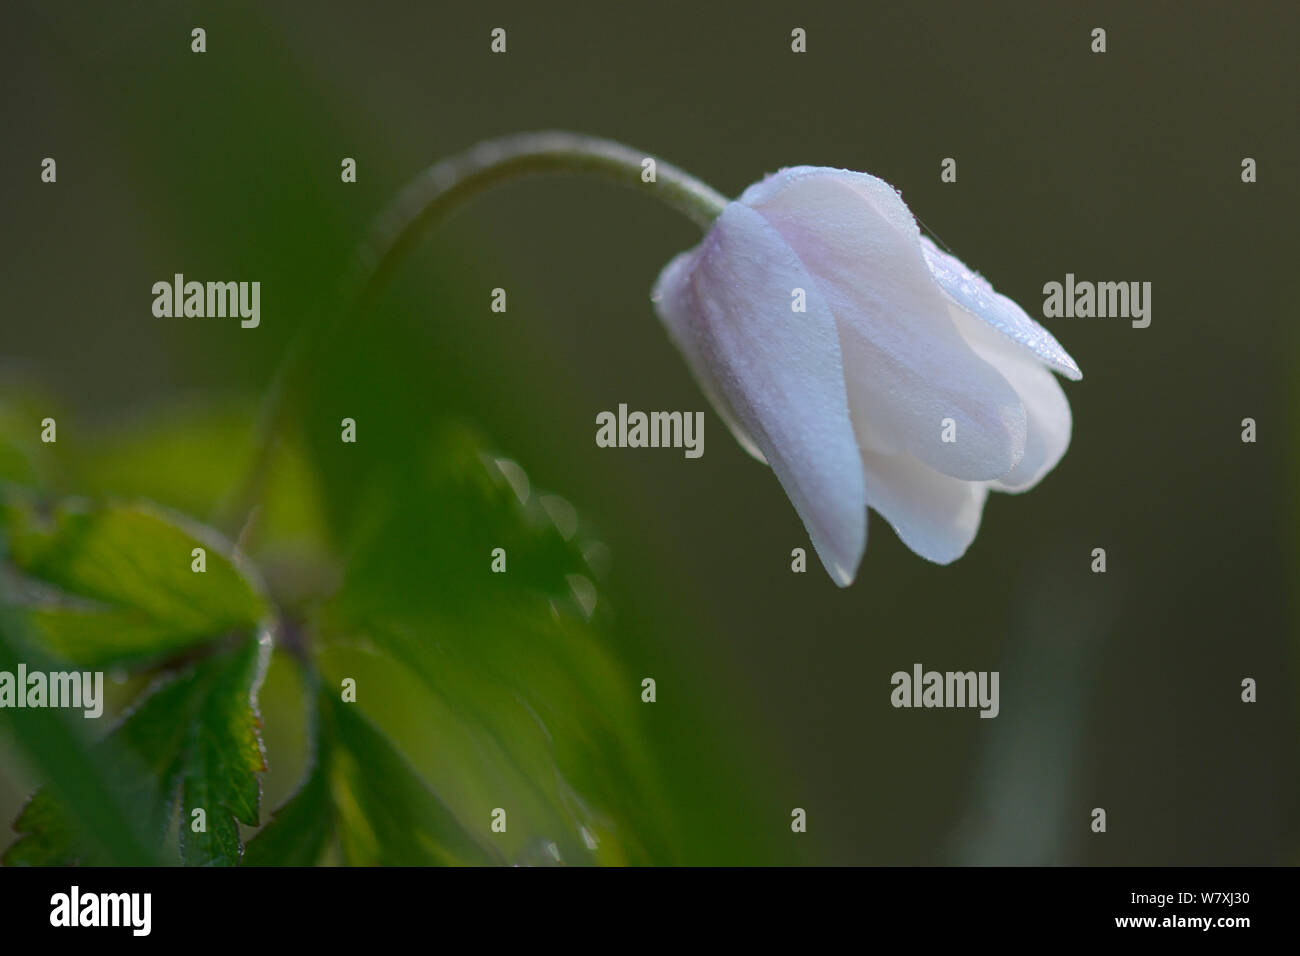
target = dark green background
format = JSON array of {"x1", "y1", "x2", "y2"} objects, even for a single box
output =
[{"x1": 1, "y1": 0, "x2": 1295, "y2": 863}]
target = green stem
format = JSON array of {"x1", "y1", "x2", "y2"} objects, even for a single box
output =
[
  {"x1": 221, "y1": 131, "x2": 729, "y2": 536},
  {"x1": 349, "y1": 131, "x2": 729, "y2": 316}
]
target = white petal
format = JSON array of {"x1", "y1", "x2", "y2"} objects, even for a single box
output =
[
  {"x1": 947, "y1": 303, "x2": 1073, "y2": 492},
  {"x1": 654, "y1": 252, "x2": 768, "y2": 465},
  {"x1": 860, "y1": 448, "x2": 989, "y2": 564},
  {"x1": 990, "y1": 362, "x2": 1070, "y2": 493},
  {"x1": 919, "y1": 236, "x2": 1082, "y2": 381},
  {"x1": 742, "y1": 168, "x2": 1028, "y2": 482},
  {"x1": 652, "y1": 202, "x2": 868, "y2": 585}
]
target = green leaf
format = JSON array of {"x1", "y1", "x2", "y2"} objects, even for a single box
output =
[
  {"x1": 3, "y1": 634, "x2": 270, "y2": 866},
  {"x1": 176, "y1": 637, "x2": 271, "y2": 865},
  {"x1": 246, "y1": 684, "x2": 499, "y2": 866},
  {"x1": 326, "y1": 692, "x2": 500, "y2": 866},
  {"x1": 0, "y1": 613, "x2": 159, "y2": 866},
  {"x1": 1, "y1": 789, "x2": 80, "y2": 866},
  {"x1": 0, "y1": 491, "x2": 269, "y2": 668},
  {"x1": 60, "y1": 401, "x2": 331, "y2": 553},
  {"x1": 240, "y1": 740, "x2": 332, "y2": 866},
  {"x1": 313, "y1": 424, "x2": 680, "y2": 864}
]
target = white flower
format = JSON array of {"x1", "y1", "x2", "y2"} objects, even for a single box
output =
[{"x1": 651, "y1": 166, "x2": 1081, "y2": 586}]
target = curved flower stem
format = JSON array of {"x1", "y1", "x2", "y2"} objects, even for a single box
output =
[
  {"x1": 221, "y1": 131, "x2": 730, "y2": 536},
  {"x1": 348, "y1": 131, "x2": 729, "y2": 316}
]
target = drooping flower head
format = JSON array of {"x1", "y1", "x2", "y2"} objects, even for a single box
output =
[{"x1": 652, "y1": 167, "x2": 1081, "y2": 585}]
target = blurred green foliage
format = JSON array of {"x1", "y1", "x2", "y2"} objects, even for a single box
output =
[
  {"x1": 0, "y1": 0, "x2": 778, "y2": 862},
  {"x1": 2, "y1": 493, "x2": 269, "y2": 668},
  {"x1": 0, "y1": 395, "x2": 774, "y2": 865}
]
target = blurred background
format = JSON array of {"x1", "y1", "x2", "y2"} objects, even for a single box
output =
[{"x1": 0, "y1": 0, "x2": 1295, "y2": 864}]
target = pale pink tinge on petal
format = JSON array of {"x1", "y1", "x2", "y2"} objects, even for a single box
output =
[
  {"x1": 860, "y1": 448, "x2": 990, "y2": 565},
  {"x1": 653, "y1": 202, "x2": 868, "y2": 585},
  {"x1": 919, "y1": 236, "x2": 1082, "y2": 381},
  {"x1": 948, "y1": 302, "x2": 1074, "y2": 493},
  {"x1": 650, "y1": 165, "x2": 1080, "y2": 581},
  {"x1": 654, "y1": 251, "x2": 769, "y2": 466},
  {"x1": 741, "y1": 168, "x2": 1028, "y2": 483}
]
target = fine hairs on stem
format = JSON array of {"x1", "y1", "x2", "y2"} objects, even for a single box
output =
[{"x1": 349, "y1": 131, "x2": 729, "y2": 319}]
